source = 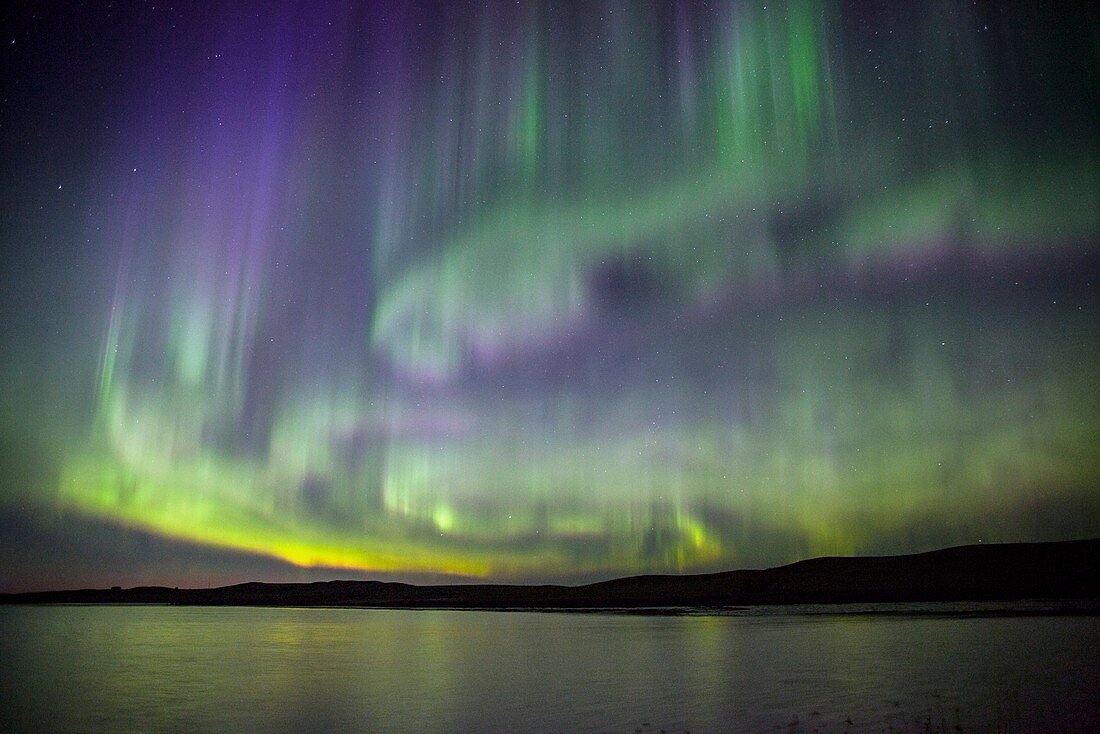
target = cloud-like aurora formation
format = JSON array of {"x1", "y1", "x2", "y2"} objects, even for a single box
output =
[{"x1": 3, "y1": 0, "x2": 1099, "y2": 585}]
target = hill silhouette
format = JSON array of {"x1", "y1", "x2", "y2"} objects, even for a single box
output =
[{"x1": 3, "y1": 538, "x2": 1097, "y2": 610}]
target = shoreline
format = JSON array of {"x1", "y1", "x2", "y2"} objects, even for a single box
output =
[
  {"x1": 7, "y1": 599, "x2": 1100, "y2": 617},
  {"x1": 5, "y1": 538, "x2": 1098, "y2": 611}
]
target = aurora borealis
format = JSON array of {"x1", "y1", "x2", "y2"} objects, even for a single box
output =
[{"x1": 1, "y1": 1, "x2": 1098, "y2": 590}]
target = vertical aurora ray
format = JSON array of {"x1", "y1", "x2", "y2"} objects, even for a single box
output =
[
  {"x1": 785, "y1": 0, "x2": 823, "y2": 148},
  {"x1": 518, "y1": 30, "x2": 544, "y2": 183},
  {"x1": 1, "y1": 1, "x2": 1098, "y2": 585}
]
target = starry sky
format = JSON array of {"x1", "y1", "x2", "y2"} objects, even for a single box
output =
[{"x1": 1, "y1": 1, "x2": 1098, "y2": 591}]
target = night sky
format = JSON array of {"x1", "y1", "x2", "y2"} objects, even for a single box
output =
[{"x1": 1, "y1": 1, "x2": 1098, "y2": 591}]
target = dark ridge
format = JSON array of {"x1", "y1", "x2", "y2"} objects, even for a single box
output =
[{"x1": 3, "y1": 538, "x2": 1097, "y2": 610}]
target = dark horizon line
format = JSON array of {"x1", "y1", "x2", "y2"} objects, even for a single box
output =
[{"x1": 4, "y1": 537, "x2": 1099, "y2": 610}]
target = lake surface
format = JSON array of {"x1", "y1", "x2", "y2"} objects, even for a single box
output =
[{"x1": 1, "y1": 606, "x2": 1097, "y2": 733}]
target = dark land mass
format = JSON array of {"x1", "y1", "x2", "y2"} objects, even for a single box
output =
[{"x1": 3, "y1": 538, "x2": 1098, "y2": 611}]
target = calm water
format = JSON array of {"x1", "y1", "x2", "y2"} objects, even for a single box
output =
[{"x1": 1, "y1": 606, "x2": 1097, "y2": 733}]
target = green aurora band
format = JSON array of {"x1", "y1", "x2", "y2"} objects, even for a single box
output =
[{"x1": 3, "y1": 0, "x2": 1099, "y2": 583}]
